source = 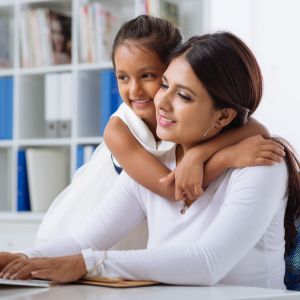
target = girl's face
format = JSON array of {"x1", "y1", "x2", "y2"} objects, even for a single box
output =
[
  {"x1": 114, "y1": 44, "x2": 165, "y2": 127},
  {"x1": 155, "y1": 56, "x2": 221, "y2": 150}
]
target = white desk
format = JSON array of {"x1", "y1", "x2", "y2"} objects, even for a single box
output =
[{"x1": 0, "y1": 284, "x2": 299, "y2": 300}]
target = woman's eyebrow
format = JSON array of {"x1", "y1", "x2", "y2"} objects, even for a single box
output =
[{"x1": 162, "y1": 75, "x2": 197, "y2": 96}]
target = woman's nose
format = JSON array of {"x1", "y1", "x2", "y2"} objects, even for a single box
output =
[{"x1": 154, "y1": 88, "x2": 172, "y2": 111}]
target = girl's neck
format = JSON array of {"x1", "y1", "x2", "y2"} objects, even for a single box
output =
[{"x1": 143, "y1": 116, "x2": 160, "y2": 142}]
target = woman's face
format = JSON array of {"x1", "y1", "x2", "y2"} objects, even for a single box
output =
[{"x1": 155, "y1": 56, "x2": 221, "y2": 150}]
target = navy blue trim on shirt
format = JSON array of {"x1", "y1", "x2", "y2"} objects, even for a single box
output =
[{"x1": 111, "y1": 154, "x2": 123, "y2": 175}]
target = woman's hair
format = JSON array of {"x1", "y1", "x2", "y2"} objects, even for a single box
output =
[
  {"x1": 169, "y1": 31, "x2": 300, "y2": 255},
  {"x1": 111, "y1": 14, "x2": 183, "y2": 68}
]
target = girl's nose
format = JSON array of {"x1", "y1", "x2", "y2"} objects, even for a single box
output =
[{"x1": 129, "y1": 80, "x2": 143, "y2": 98}]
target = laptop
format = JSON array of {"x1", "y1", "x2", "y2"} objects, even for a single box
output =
[{"x1": 0, "y1": 278, "x2": 51, "y2": 288}]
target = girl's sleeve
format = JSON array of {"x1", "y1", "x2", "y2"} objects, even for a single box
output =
[
  {"x1": 94, "y1": 163, "x2": 287, "y2": 285},
  {"x1": 21, "y1": 172, "x2": 146, "y2": 259}
]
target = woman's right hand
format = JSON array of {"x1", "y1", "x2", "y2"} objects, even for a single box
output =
[
  {"x1": 218, "y1": 135, "x2": 285, "y2": 168},
  {"x1": 0, "y1": 252, "x2": 26, "y2": 272}
]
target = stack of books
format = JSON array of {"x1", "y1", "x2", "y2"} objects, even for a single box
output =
[
  {"x1": 20, "y1": 8, "x2": 72, "y2": 67},
  {"x1": 78, "y1": 2, "x2": 119, "y2": 63}
]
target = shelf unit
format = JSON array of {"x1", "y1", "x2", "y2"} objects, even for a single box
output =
[{"x1": 0, "y1": 0, "x2": 205, "y2": 250}]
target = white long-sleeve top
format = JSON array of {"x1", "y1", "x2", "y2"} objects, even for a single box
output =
[{"x1": 22, "y1": 148, "x2": 288, "y2": 289}]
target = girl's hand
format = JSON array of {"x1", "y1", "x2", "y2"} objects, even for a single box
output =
[
  {"x1": 0, "y1": 255, "x2": 87, "y2": 283},
  {"x1": 220, "y1": 135, "x2": 285, "y2": 168},
  {"x1": 160, "y1": 148, "x2": 205, "y2": 202}
]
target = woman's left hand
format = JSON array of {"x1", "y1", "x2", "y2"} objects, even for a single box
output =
[{"x1": 0, "y1": 255, "x2": 87, "y2": 283}]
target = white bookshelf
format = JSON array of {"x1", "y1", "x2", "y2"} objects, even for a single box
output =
[{"x1": 0, "y1": 0, "x2": 204, "y2": 250}]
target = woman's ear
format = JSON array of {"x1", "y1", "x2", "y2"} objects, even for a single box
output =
[{"x1": 215, "y1": 108, "x2": 237, "y2": 128}]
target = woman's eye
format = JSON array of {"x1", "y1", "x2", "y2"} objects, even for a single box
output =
[
  {"x1": 160, "y1": 82, "x2": 168, "y2": 89},
  {"x1": 178, "y1": 92, "x2": 192, "y2": 101}
]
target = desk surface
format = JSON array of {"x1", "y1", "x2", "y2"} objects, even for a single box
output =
[{"x1": 0, "y1": 284, "x2": 299, "y2": 300}]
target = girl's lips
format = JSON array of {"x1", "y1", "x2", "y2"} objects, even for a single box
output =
[
  {"x1": 131, "y1": 99, "x2": 153, "y2": 108},
  {"x1": 158, "y1": 115, "x2": 176, "y2": 127}
]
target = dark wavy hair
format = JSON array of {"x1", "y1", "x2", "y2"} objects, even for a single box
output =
[
  {"x1": 169, "y1": 32, "x2": 300, "y2": 255},
  {"x1": 111, "y1": 14, "x2": 183, "y2": 68}
]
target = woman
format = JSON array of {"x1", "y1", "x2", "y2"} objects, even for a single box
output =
[{"x1": 1, "y1": 32, "x2": 299, "y2": 288}]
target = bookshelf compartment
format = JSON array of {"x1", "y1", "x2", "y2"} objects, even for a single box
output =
[
  {"x1": 19, "y1": 0, "x2": 72, "y2": 68},
  {"x1": 0, "y1": 5, "x2": 14, "y2": 69},
  {"x1": 77, "y1": 70, "x2": 102, "y2": 137},
  {"x1": 18, "y1": 75, "x2": 45, "y2": 139},
  {"x1": 16, "y1": 145, "x2": 71, "y2": 212},
  {"x1": 0, "y1": 147, "x2": 12, "y2": 211},
  {"x1": 77, "y1": 69, "x2": 121, "y2": 138},
  {"x1": 77, "y1": 0, "x2": 135, "y2": 64}
]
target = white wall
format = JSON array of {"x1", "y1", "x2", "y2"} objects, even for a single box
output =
[{"x1": 207, "y1": 0, "x2": 300, "y2": 153}]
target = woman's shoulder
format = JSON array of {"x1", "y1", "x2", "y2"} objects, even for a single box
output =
[{"x1": 227, "y1": 162, "x2": 288, "y2": 194}]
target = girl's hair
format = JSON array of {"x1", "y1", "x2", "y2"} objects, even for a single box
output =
[
  {"x1": 169, "y1": 31, "x2": 300, "y2": 255},
  {"x1": 112, "y1": 15, "x2": 183, "y2": 68}
]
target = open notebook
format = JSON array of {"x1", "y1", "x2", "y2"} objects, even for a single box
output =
[
  {"x1": 0, "y1": 278, "x2": 51, "y2": 288},
  {"x1": 77, "y1": 276, "x2": 159, "y2": 288}
]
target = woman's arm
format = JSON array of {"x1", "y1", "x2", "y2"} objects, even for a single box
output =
[
  {"x1": 0, "y1": 172, "x2": 146, "y2": 280},
  {"x1": 104, "y1": 117, "x2": 175, "y2": 200},
  {"x1": 79, "y1": 163, "x2": 288, "y2": 286}
]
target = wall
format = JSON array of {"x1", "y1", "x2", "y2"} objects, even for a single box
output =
[{"x1": 207, "y1": 0, "x2": 300, "y2": 153}]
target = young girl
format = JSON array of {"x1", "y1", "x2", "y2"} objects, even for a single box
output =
[{"x1": 36, "y1": 15, "x2": 284, "y2": 247}]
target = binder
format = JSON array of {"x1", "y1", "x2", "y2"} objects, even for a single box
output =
[
  {"x1": 44, "y1": 74, "x2": 59, "y2": 138},
  {"x1": 0, "y1": 77, "x2": 13, "y2": 140},
  {"x1": 99, "y1": 70, "x2": 122, "y2": 135},
  {"x1": 17, "y1": 150, "x2": 31, "y2": 211},
  {"x1": 58, "y1": 72, "x2": 72, "y2": 137},
  {"x1": 26, "y1": 148, "x2": 69, "y2": 212}
]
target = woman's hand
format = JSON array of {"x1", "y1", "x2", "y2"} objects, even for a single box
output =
[
  {"x1": 0, "y1": 252, "x2": 26, "y2": 272},
  {"x1": 160, "y1": 147, "x2": 205, "y2": 202},
  {"x1": 218, "y1": 135, "x2": 285, "y2": 168},
  {"x1": 0, "y1": 255, "x2": 87, "y2": 283}
]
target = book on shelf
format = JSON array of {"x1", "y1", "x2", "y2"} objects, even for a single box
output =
[
  {"x1": 26, "y1": 147, "x2": 69, "y2": 212},
  {"x1": 78, "y1": 2, "x2": 119, "y2": 63},
  {"x1": 0, "y1": 18, "x2": 12, "y2": 68},
  {"x1": 76, "y1": 145, "x2": 97, "y2": 169},
  {"x1": 99, "y1": 70, "x2": 122, "y2": 135},
  {"x1": 144, "y1": 0, "x2": 179, "y2": 26},
  {"x1": 0, "y1": 77, "x2": 13, "y2": 140},
  {"x1": 17, "y1": 150, "x2": 31, "y2": 212},
  {"x1": 44, "y1": 72, "x2": 72, "y2": 138},
  {"x1": 20, "y1": 8, "x2": 72, "y2": 67}
]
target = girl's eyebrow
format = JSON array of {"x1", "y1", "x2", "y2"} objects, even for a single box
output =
[
  {"x1": 162, "y1": 75, "x2": 197, "y2": 97},
  {"x1": 116, "y1": 66, "x2": 161, "y2": 74}
]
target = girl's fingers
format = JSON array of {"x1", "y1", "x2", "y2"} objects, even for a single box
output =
[
  {"x1": 259, "y1": 151, "x2": 284, "y2": 163},
  {"x1": 159, "y1": 171, "x2": 175, "y2": 185},
  {"x1": 255, "y1": 157, "x2": 276, "y2": 166},
  {"x1": 261, "y1": 144, "x2": 285, "y2": 157}
]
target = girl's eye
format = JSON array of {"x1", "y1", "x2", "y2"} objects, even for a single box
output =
[
  {"x1": 178, "y1": 92, "x2": 192, "y2": 101},
  {"x1": 160, "y1": 82, "x2": 168, "y2": 89},
  {"x1": 143, "y1": 73, "x2": 157, "y2": 79},
  {"x1": 117, "y1": 75, "x2": 129, "y2": 81}
]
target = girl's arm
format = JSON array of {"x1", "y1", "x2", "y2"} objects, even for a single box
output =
[
  {"x1": 163, "y1": 118, "x2": 284, "y2": 201},
  {"x1": 104, "y1": 117, "x2": 175, "y2": 200}
]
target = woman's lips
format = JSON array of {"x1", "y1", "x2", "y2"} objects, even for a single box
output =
[{"x1": 158, "y1": 115, "x2": 176, "y2": 127}]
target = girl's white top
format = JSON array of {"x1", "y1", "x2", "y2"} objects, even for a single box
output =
[
  {"x1": 24, "y1": 147, "x2": 288, "y2": 288},
  {"x1": 35, "y1": 103, "x2": 175, "y2": 247}
]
